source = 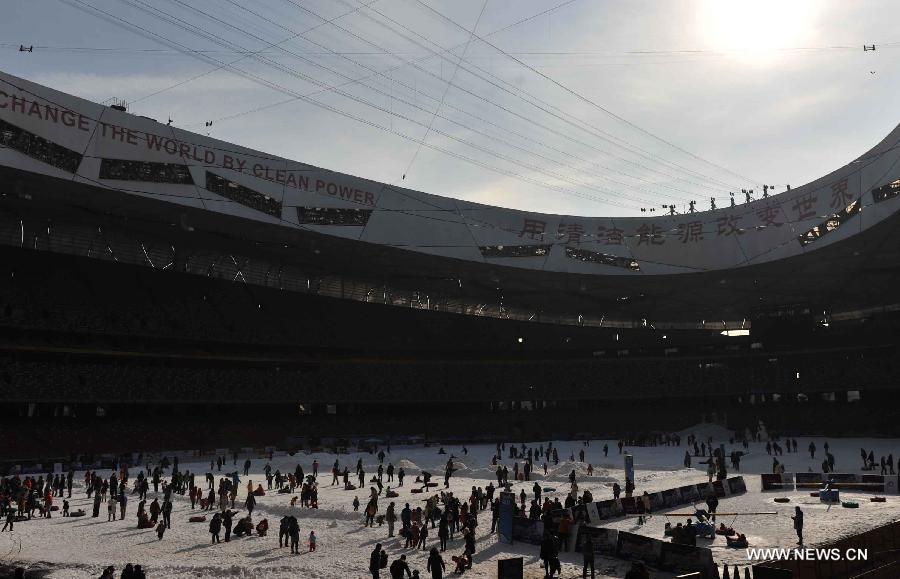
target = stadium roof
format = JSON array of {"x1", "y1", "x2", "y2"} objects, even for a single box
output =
[{"x1": 2, "y1": 70, "x2": 900, "y2": 325}]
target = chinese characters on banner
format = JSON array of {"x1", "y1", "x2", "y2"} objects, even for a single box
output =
[{"x1": 507, "y1": 182, "x2": 848, "y2": 256}]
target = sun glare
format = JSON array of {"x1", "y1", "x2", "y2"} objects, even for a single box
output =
[{"x1": 699, "y1": 0, "x2": 816, "y2": 62}]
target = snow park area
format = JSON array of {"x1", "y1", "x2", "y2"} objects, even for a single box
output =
[{"x1": 3, "y1": 424, "x2": 900, "y2": 579}]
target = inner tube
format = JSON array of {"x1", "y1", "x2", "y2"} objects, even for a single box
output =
[
  {"x1": 841, "y1": 501, "x2": 860, "y2": 508},
  {"x1": 774, "y1": 497, "x2": 791, "y2": 503}
]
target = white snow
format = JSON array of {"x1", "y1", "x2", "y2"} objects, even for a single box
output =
[{"x1": 4, "y1": 430, "x2": 900, "y2": 578}]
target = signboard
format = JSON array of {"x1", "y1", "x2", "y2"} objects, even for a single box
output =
[
  {"x1": 576, "y1": 525, "x2": 619, "y2": 556},
  {"x1": 511, "y1": 517, "x2": 544, "y2": 545},
  {"x1": 597, "y1": 499, "x2": 623, "y2": 519},
  {"x1": 585, "y1": 501, "x2": 601, "y2": 523},
  {"x1": 571, "y1": 504, "x2": 589, "y2": 524},
  {"x1": 497, "y1": 557, "x2": 523, "y2": 579},
  {"x1": 795, "y1": 472, "x2": 823, "y2": 489},
  {"x1": 659, "y1": 541, "x2": 718, "y2": 576},
  {"x1": 498, "y1": 491, "x2": 515, "y2": 544},
  {"x1": 727, "y1": 476, "x2": 747, "y2": 495},
  {"x1": 616, "y1": 531, "x2": 662, "y2": 563},
  {"x1": 661, "y1": 488, "x2": 683, "y2": 507},
  {"x1": 647, "y1": 491, "x2": 666, "y2": 510},
  {"x1": 678, "y1": 484, "x2": 700, "y2": 504},
  {"x1": 711, "y1": 480, "x2": 727, "y2": 498}
]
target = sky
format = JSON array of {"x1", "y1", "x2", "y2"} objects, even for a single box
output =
[{"x1": 2, "y1": 0, "x2": 900, "y2": 217}]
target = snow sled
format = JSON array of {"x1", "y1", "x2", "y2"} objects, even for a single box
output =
[
  {"x1": 542, "y1": 487, "x2": 556, "y2": 493},
  {"x1": 426, "y1": 482, "x2": 439, "y2": 488},
  {"x1": 189, "y1": 515, "x2": 207, "y2": 523},
  {"x1": 50, "y1": 505, "x2": 59, "y2": 511},
  {"x1": 252, "y1": 488, "x2": 265, "y2": 497},
  {"x1": 69, "y1": 510, "x2": 85, "y2": 517},
  {"x1": 344, "y1": 484, "x2": 356, "y2": 491},
  {"x1": 277, "y1": 487, "x2": 291, "y2": 494},
  {"x1": 726, "y1": 535, "x2": 749, "y2": 548},
  {"x1": 386, "y1": 491, "x2": 399, "y2": 498},
  {"x1": 810, "y1": 492, "x2": 820, "y2": 497},
  {"x1": 774, "y1": 497, "x2": 791, "y2": 503},
  {"x1": 842, "y1": 501, "x2": 860, "y2": 508},
  {"x1": 411, "y1": 488, "x2": 423, "y2": 494},
  {"x1": 871, "y1": 496, "x2": 887, "y2": 503},
  {"x1": 715, "y1": 525, "x2": 736, "y2": 536}
]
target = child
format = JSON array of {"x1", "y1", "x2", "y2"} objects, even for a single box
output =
[
  {"x1": 62, "y1": 500, "x2": 70, "y2": 517},
  {"x1": 353, "y1": 496, "x2": 360, "y2": 511},
  {"x1": 308, "y1": 530, "x2": 317, "y2": 552},
  {"x1": 156, "y1": 521, "x2": 166, "y2": 540}
]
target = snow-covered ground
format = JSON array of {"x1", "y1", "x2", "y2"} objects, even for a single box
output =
[{"x1": 4, "y1": 425, "x2": 900, "y2": 578}]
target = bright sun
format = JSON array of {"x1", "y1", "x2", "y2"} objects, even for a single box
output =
[{"x1": 698, "y1": 0, "x2": 817, "y2": 62}]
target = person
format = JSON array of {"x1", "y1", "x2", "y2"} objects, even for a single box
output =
[
  {"x1": 386, "y1": 501, "x2": 397, "y2": 537},
  {"x1": 427, "y1": 547, "x2": 445, "y2": 579},
  {"x1": 438, "y1": 513, "x2": 449, "y2": 551},
  {"x1": 162, "y1": 500, "x2": 173, "y2": 529},
  {"x1": 370, "y1": 543, "x2": 384, "y2": 579},
  {"x1": 792, "y1": 506, "x2": 804, "y2": 544},
  {"x1": 156, "y1": 521, "x2": 166, "y2": 540},
  {"x1": 390, "y1": 554, "x2": 412, "y2": 579},
  {"x1": 451, "y1": 551, "x2": 471, "y2": 574},
  {"x1": 540, "y1": 532, "x2": 559, "y2": 578},
  {"x1": 246, "y1": 492, "x2": 256, "y2": 517},
  {"x1": 107, "y1": 495, "x2": 117, "y2": 521},
  {"x1": 418, "y1": 520, "x2": 429, "y2": 550},
  {"x1": 289, "y1": 517, "x2": 300, "y2": 553},
  {"x1": 210, "y1": 512, "x2": 222, "y2": 543},
  {"x1": 557, "y1": 512, "x2": 572, "y2": 551},
  {"x1": 279, "y1": 515, "x2": 290, "y2": 547},
  {"x1": 2, "y1": 509, "x2": 14, "y2": 532},
  {"x1": 684, "y1": 519, "x2": 698, "y2": 546},
  {"x1": 705, "y1": 493, "x2": 718, "y2": 523},
  {"x1": 223, "y1": 510, "x2": 234, "y2": 542},
  {"x1": 582, "y1": 535, "x2": 595, "y2": 578},
  {"x1": 308, "y1": 530, "x2": 317, "y2": 552}
]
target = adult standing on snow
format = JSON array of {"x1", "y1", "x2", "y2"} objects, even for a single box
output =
[
  {"x1": 792, "y1": 506, "x2": 804, "y2": 545},
  {"x1": 370, "y1": 543, "x2": 384, "y2": 579},
  {"x1": 427, "y1": 547, "x2": 445, "y2": 579},
  {"x1": 245, "y1": 492, "x2": 256, "y2": 517},
  {"x1": 210, "y1": 513, "x2": 222, "y2": 543}
]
